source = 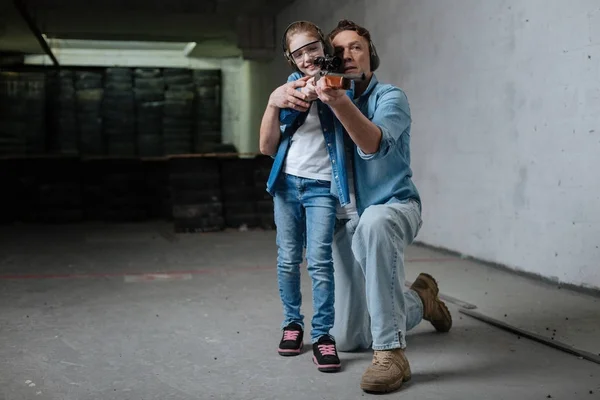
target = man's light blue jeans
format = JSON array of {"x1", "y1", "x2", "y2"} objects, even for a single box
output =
[
  {"x1": 273, "y1": 173, "x2": 337, "y2": 343},
  {"x1": 330, "y1": 200, "x2": 424, "y2": 351}
]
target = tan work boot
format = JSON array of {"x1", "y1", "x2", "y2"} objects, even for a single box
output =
[
  {"x1": 360, "y1": 348, "x2": 412, "y2": 393},
  {"x1": 411, "y1": 273, "x2": 452, "y2": 332}
]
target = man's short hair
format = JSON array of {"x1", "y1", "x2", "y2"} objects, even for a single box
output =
[{"x1": 328, "y1": 19, "x2": 372, "y2": 44}]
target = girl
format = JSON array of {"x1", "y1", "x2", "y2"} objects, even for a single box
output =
[{"x1": 259, "y1": 20, "x2": 351, "y2": 373}]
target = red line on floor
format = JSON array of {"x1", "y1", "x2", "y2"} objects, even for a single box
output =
[
  {"x1": 0, "y1": 265, "x2": 274, "y2": 281},
  {"x1": 0, "y1": 257, "x2": 457, "y2": 281},
  {"x1": 407, "y1": 257, "x2": 456, "y2": 263}
]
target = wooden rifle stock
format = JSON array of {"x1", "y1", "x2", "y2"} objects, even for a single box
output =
[{"x1": 319, "y1": 72, "x2": 366, "y2": 90}]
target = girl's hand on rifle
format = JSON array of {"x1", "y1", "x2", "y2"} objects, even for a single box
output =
[
  {"x1": 268, "y1": 76, "x2": 312, "y2": 112},
  {"x1": 300, "y1": 77, "x2": 318, "y2": 102}
]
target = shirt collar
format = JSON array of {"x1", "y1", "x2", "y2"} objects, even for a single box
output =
[
  {"x1": 359, "y1": 73, "x2": 379, "y2": 99},
  {"x1": 346, "y1": 73, "x2": 378, "y2": 103}
]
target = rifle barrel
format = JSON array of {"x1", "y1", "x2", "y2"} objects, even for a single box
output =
[{"x1": 322, "y1": 72, "x2": 366, "y2": 81}]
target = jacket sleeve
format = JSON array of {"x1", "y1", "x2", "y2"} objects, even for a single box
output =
[
  {"x1": 279, "y1": 72, "x2": 304, "y2": 126},
  {"x1": 357, "y1": 86, "x2": 412, "y2": 160}
]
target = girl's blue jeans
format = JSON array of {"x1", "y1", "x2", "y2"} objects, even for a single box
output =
[{"x1": 273, "y1": 173, "x2": 337, "y2": 344}]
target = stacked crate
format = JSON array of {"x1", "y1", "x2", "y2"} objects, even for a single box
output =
[
  {"x1": 34, "y1": 158, "x2": 83, "y2": 223},
  {"x1": 0, "y1": 72, "x2": 28, "y2": 155},
  {"x1": 253, "y1": 155, "x2": 275, "y2": 229},
  {"x1": 102, "y1": 159, "x2": 147, "y2": 221},
  {"x1": 134, "y1": 68, "x2": 165, "y2": 157},
  {"x1": 0, "y1": 159, "x2": 19, "y2": 223},
  {"x1": 21, "y1": 72, "x2": 47, "y2": 154},
  {"x1": 48, "y1": 70, "x2": 79, "y2": 155},
  {"x1": 0, "y1": 71, "x2": 47, "y2": 155},
  {"x1": 0, "y1": 66, "x2": 275, "y2": 229},
  {"x1": 103, "y1": 68, "x2": 135, "y2": 156},
  {"x1": 220, "y1": 157, "x2": 259, "y2": 228},
  {"x1": 193, "y1": 69, "x2": 222, "y2": 153},
  {"x1": 10, "y1": 158, "x2": 37, "y2": 222},
  {"x1": 163, "y1": 69, "x2": 194, "y2": 155},
  {"x1": 144, "y1": 160, "x2": 171, "y2": 220},
  {"x1": 75, "y1": 71, "x2": 104, "y2": 156},
  {"x1": 81, "y1": 159, "x2": 105, "y2": 221},
  {"x1": 169, "y1": 157, "x2": 224, "y2": 232}
]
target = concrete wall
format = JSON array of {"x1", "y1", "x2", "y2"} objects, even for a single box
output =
[{"x1": 271, "y1": 0, "x2": 600, "y2": 290}]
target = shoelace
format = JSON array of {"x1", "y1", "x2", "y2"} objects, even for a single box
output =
[
  {"x1": 372, "y1": 351, "x2": 392, "y2": 367},
  {"x1": 317, "y1": 344, "x2": 337, "y2": 356},
  {"x1": 283, "y1": 330, "x2": 300, "y2": 341}
]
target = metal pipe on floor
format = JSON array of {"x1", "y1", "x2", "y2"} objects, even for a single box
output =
[{"x1": 459, "y1": 308, "x2": 600, "y2": 365}]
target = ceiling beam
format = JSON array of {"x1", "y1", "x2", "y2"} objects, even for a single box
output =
[
  {"x1": 12, "y1": 0, "x2": 58, "y2": 65},
  {"x1": 0, "y1": 0, "x2": 44, "y2": 53}
]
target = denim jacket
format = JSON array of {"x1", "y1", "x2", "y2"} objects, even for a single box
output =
[
  {"x1": 266, "y1": 72, "x2": 421, "y2": 216},
  {"x1": 265, "y1": 72, "x2": 352, "y2": 207}
]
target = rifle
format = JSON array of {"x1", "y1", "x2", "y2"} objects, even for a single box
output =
[{"x1": 313, "y1": 55, "x2": 366, "y2": 90}]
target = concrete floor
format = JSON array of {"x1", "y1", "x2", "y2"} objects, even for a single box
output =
[{"x1": 0, "y1": 222, "x2": 599, "y2": 400}]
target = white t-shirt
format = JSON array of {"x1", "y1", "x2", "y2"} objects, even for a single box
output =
[
  {"x1": 283, "y1": 102, "x2": 358, "y2": 218},
  {"x1": 284, "y1": 103, "x2": 332, "y2": 181}
]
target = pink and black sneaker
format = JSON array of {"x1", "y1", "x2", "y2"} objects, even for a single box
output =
[
  {"x1": 312, "y1": 335, "x2": 341, "y2": 372},
  {"x1": 278, "y1": 323, "x2": 304, "y2": 356}
]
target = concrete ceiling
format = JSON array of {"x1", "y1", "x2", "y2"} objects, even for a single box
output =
[
  {"x1": 0, "y1": 0, "x2": 43, "y2": 53},
  {"x1": 0, "y1": 0, "x2": 295, "y2": 59}
]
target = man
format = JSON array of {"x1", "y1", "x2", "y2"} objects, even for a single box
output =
[{"x1": 313, "y1": 20, "x2": 453, "y2": 393}]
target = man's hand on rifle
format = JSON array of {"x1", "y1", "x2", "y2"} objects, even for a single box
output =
[{"x1": 315, "y1": 76, "x2": 348, "y2": 107}]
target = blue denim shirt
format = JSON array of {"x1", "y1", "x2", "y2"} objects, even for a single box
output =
[
  {"x1": 266, "y1": 72, "x2": 420, "y2": 215},
  {"x1": 265, "y1": 72, "x2": 352, "y2": 207},
  {"x1": 345, "y1": 74, "x2": 421, "y2": 215}
]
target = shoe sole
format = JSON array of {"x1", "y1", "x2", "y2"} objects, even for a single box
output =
[
  {"x1": 417, "y1": 273, "x2": 453, "y2": 332},
  {"x1": 360, "y1": 373, "x2": 411, "y2": 393},
  {"x1": 312, "y1": 355, "x2": 341, "y2": 373},
  {"x1": 278, "y1": 343, "x2": 303, "y2": 356}
]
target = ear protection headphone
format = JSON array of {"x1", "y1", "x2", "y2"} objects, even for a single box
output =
[
  {"x1": 281, "y1": 21, "x2": 334, "y2": 71},
  {"x1": 281, "y1": 20, "x2": 381, "y2": 72},
  {"x1": 368, "y1": 40, "x2": 380, "y2": 71}
]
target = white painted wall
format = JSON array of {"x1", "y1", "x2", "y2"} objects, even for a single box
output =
[
  {"x1": 220, "y1": 57, "x2": 244, "y2": 146},
  {"x1": 240, "y1": 60, "x2": 273, "y2": 155},
  {"x1": 271, "y1": 0, "x2": 600, "y2": 290}
]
